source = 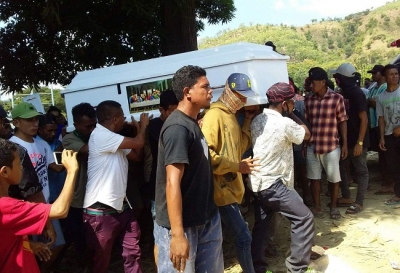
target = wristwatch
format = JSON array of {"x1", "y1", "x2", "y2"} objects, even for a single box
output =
[{"x1": 358, "y1": 141, "x2": 363, "y2": 146}]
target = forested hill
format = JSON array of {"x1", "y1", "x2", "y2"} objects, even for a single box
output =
[{"x1": 199, "y1": 0, "x2": 400, "y2": 87}]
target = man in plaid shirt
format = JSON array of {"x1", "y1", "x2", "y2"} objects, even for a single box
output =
[{"x1": 304, "y1": 67, "x2": 348, "y2": 219}]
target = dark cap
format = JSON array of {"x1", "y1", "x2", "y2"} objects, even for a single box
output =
[
  {"x1": 266, "y1": 82, "x2": 295, "y2": 103},
  {"x1": 309, "y1": 67, "x2": 328, "y2": 81},
  {"x1": 160, "y1": 89, "x2": 179, "y2": 106},
  {"x1": 227, "y1": 73, "x2": 257, "y2": 97},
  {"x1": 0, "y1": 105, "x2": 7, "y2": 118},
  {"x1": 367, "y1": 65, "x2": 384, "y2": 74}
]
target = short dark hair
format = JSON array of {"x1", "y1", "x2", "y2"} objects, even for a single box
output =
[
  {"x1": 160, "y1": 89, "x2": 179, "y2": 111},
  {"x1": 382, "y1": 64, "x2": 398, "y2": 77},
  {"x1": 47, "y1": 105, "x2": 61, "y2": 115},
  {"x1": 72, "y1": 103, "x2": 96, "y2": 123},
  {"x1": 172, "y1": 65, "x2": 207, "y2": 101},
  {"x1": 39, "y1": 113, "x2": 57, "y2": 128},
  {"x1": 96, "y1": 100, "x2": 121, "y2": 123},
  {"x1": 0, "y1": 139, "x2": 17, "y2": 168}
]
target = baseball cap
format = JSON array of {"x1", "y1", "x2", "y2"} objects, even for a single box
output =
[
  {"x1": 0, "y1": 105, "x2": 7, "y2": 119},
  {"x1": 11, "y1": 102, "x2": 42, "y2": 119},
  {"x1": 227, "y1": 73, "x2": 257, "y2": 97},
  {"x1": 266, "y1": 82, "x2": 295, "y2": 103},
  {"x1": 367, "y1": 64, "x2": 384, "y2": 74},
  {"x1": 333, "y1": 63, "x2": 356, "y2": 77},
  {"x1": 309, "y1": 67, "x2": 328, "y2": 81}
]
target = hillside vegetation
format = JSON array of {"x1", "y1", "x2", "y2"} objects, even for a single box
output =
[{"x1": 199, "y1": 0, "x2": 400, "y2": 87}]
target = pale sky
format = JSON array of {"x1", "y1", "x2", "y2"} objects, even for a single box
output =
[{"x1": 199, "y1": 0, "x2": 392, "y2": 39}]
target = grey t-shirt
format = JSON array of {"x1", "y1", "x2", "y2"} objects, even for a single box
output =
[
  {"x1": 155, "y1": 110, "x2": 217, "y2": 228},
  {"x1": 376, "y1": 86, "x2": 400, "y2": 135},
  {"x1": 62, "y1": 132, "x2": 87, "y2": 208}
]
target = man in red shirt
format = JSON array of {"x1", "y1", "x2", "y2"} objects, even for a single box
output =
[
  {"x1": 0, "y1": 141, "x2": 79, "y2": 273},
  {"x1": 304, "y1": 67, "x2": 348, "y2": 219}
]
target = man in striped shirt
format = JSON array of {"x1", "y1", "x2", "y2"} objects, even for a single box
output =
[{"x1": 304, "y1": 67, "x2": 348, "y2": 219}]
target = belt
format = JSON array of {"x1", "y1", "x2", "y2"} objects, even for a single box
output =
[{"x1": 84, "y1": 203, "x2": 130, "y2": 215}]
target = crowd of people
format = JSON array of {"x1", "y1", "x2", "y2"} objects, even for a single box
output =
[{"x1": 0, "y1": 61, "x2": 400, "y2": 273}]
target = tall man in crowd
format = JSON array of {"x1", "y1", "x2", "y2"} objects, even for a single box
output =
[
  {"x1": 83, "y1": 100, "x2": 150, "y2": 273},
  {"x1": 62, "y1": 102, "x2": 97, "y2": 265},
  {"x1": 333, "y1": 63, "x2": 369, "y2": 215},
  {"x1": 155, "y1": 65, "x2": 223, "y2": 273},
  {"x1": 304, "y1": 67, "x2": 348, "y2": 219},
  {"x1": 145, "y1": 89, "x2": 178, "y2": 266},
  {"x1": 377, "y1": 64, "x2": 400, "y2": 206},
  {"x1": 249, "y1": 82, "x2": 313, "y2": 273},
  {"x1": 201, "y1": 73, "x2": 258, "y2": 273}
]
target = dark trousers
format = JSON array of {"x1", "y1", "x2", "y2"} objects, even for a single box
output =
[
  {"x1": 384, "y1": 135, "x2": 400, "y2": 197},
  {"x1": 370, "y1": 127, "x2": 389, "y2": 185},
  {"x1": 339, "y1": 148, "x2": 369, "y2": 205},
  {"x1": 59, "y1": 207, "x2": 86, "y2": 258},
  {"x1": 251, "y1": 180, "x2": 314, "y2": 273},
  {"x1": 84, "y1": 208, "x2": 142, "y2": 273}
]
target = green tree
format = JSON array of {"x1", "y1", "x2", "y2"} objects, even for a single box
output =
[{"x1": 0, "y1": 0, "x2": 235, "y2": 93}]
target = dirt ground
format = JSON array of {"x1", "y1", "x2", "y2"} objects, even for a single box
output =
[{"x1": 59, "y1": 152, "x2": 400, "y2": 273}]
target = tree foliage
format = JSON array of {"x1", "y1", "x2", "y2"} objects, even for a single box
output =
[
  {"x1": 0, "y1": 0, "x2": 235, "y2": 93},
  {"x1": 199, "y1": 0, "x2": 400, "y2": 87}
]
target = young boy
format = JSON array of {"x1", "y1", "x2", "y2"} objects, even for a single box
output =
[{"x1": 0, "y1": 140, "x2": 79, "y2": 273}]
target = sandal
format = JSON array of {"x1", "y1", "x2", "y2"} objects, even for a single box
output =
[
  {"x1": 384, "y1": 198, "x2": 400, "y2": 206},
  {"x1": 345, "y1": 203, "x2": 363, "y2": 214},
  {"x1": 330, "y1": 207, "x2": 341, "y2": 220}
]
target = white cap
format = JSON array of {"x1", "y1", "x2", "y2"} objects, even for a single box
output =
[{"x1": 333, "y1": 63, "x2": 356, "y2": 77}]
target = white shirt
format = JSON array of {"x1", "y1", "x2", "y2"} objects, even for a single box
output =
[
  {"x1": 249, "y1": 109, "x2": 305, "y2": 192},
  {"x1": 84, "y1": 124, "x2": 131, "y2": 210},
  {"x1": 376, "y1": 86, "x2": 400, "y2": 135},
  {"x1": 10, "y1": 136, "x2": 54, "y2": 202}
]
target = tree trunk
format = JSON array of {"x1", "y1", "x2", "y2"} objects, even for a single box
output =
[{"x1": 160, "y1": 0, "x2": 198, "y2": 56}]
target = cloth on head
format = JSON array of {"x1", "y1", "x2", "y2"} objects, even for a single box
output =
[
  {"x1": 218, "y1": 83, "x2": 246, "y2": 114},
  {"x1": 11, "y1": 102, "x2": 41, "y2": 119},
  {"x1": 266, "y1": 82, "x2": 295, "y2": 103}
]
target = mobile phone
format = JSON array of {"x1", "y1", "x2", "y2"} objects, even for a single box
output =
[{"x1": 53, "y1": 152, "x2": 63, "y2": 165}]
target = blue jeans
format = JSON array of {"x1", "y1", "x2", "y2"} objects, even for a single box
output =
[
  {"x1": 155, "y1": 211, "x2": 223, "y2": 273},
  {"x1": 219, "y1": 203, "x2": 255, "y2": 273},
  {"x1": 339, "y1": 148, "x2": 369, "y2": 205},
  {"x1": 384, "y1": 135, "x2": 400, "y2": 197},
  {"x1": 251, "y1": 180, "x2": 314, "y2": 273}
]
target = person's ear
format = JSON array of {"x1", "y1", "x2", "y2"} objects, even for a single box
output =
[
  {"x1": 0, "y1": 166, "x2": 9, "y2": 178},
  {"x1": 183, "y1": 87, "x2": 191, "y2": 98},
  {"x1": 12, "y1": 119, "x2": 19, "y2": 128}
]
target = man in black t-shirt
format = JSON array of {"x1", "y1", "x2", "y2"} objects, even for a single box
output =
[
  {"x1": 333, "y1": 63, "x2": 369, "y2": 215},
  {"x1": 155, "y1": 66, "x2": 223, "y2": 273},
  {"x1": 145, "y1": 89, "x2": 178, "y2": 267}
]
